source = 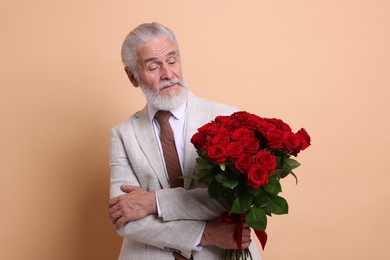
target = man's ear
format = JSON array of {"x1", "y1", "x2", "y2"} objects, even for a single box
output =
[{"x1": 124, "y1": 67, "x2": 139, "y2": 88}]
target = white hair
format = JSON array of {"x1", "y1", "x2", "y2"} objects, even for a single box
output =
[{"x1": 121, "y1": 22, "x2": 180, "y2": 80}]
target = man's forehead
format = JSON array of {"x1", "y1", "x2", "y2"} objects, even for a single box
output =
[
  {"x1": 137, "y1": 37, "x2": 177, "y2": 61},
  {"x1": 143, "y1": 51, "x2": 177, "y2": 64}
]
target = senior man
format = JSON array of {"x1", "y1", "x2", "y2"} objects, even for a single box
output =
[{"x1": 108, "y1": 22, "x2": 261, "y2": 260}]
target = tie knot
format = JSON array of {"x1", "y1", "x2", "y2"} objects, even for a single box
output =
[{"x1": 155, "y1": 110, "x2": 172, "y2": 124}]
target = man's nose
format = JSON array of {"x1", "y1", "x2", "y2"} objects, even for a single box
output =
[{"x1": 161, "y1": 64, "x2": 174, "y2": 80}]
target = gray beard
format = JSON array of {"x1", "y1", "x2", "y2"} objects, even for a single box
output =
[{"x1": 140, "y1": 77, "x2": 189, "y2": 111}]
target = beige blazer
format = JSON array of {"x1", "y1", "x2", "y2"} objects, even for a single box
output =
[{"x1": 110, "y1": 93, "x2": 260, "y2": 259}]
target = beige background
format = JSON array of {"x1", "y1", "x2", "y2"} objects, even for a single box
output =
[{"x1": 1, "y1": 0, "x2": 389, "y2": 259}]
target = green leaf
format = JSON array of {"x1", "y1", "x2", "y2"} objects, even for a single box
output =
[
  {"x1": 275, "y1": 156, "x2": 280, "y2": 164},
  {"x1": 263, "y1": 206, "x2": 273, "y2": 216},
  {"x1": 285, "y1": 158, "x2": 301, "y2": 170},
  {"x1": 240, "y1": 193, "x2": 253, "y2": 212},
  {"x1": 247, "y1": 186, "x2": 261, "y2": 196},
  {"x1": 226, "y1": 163, "x2": 242, "y2": 175},
  {"x1": 195, "y1": 170, "x2": 214, "y2": 184},
  {"x1": 215, "y1": 173, "x2": 227, "y2": 183},
  {"x1": 272, "y1": 169, "x2": 283, "y2": 179},
  {"x1": 196, "y1": 156, "x2": 214, "y2": 170},
  {"x1": 231, "y1": 197, "x2": 244, "y2": 214},
  {"x1": 219, "y1": 163, "x2": 226, "y2": 171},
  {"x1": 193, "y1": 157, "x2": 216, "y2": 184},
  {"x1": 263, "y1": 175, "x2": 282, "y2": 194},
  {"x1": 283, "y1": 163, "x2": 292, "y2": 172},
  {"x1": 195, "y1": 164, "x2": 213, "y2": 173},
  {"x1": 275, "y1": 155, "x2": 300, "y2": 179},
  {"x1": 253, "y1": 190, "x2": 275, "y2": 208},
  {"x1": 278, "y1": 168, "x2": 290, "y2": 179},
  {"x1": 230, "y1": 192, "x2": 253, "y2": 214},
  {"x1": 181, "y1": 174, "x2": 198, "y2": 180},
  {"x1": 245, "y1": 207, "x2": 267, "y2": 231},
  {"x1": 215, "y1": 173, "x2": 239, "y2": 189},
  {"x1": 265, "y1": 195, "x2": 289, "y2": 215},
  {"x1": 208, "y1": 180, "x2": 225, "y2": 198}
]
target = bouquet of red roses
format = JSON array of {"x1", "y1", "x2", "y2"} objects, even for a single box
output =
[{"x1": 190, "y1": 111, "x2": 311, "y2": 259}]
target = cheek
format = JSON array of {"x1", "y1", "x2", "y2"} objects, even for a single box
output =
[
  {"x1": 141, "y1": 74, "x2": 159, "y2": 89},
  {"x1": 174, "y1": 67, "x2": 183, "y2": 78}
]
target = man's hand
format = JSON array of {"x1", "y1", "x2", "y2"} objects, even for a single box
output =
[
  {"x1": 108, "y1": 185, "x2": 157, "y2": 229},
  {"x1": 200, "y1": 220, "x2": 252, "y2": 249}
]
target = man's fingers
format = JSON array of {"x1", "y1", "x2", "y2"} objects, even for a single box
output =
[
  {"x1": 108, "y1": 186, "x2": 155, "y2": 229},
  {"x1": 108, "y1": 185, "x2": 140, "y2": 210},
  {"x1": 108, "y1": 201, "x2": 122, "y2": 215},
  {"x1": 110, "y1": 210, "x2": 123, "y2": 224},
  {"x1": 120, "y1": 185, "x2": 140, "y2": 193},
  {"x1": 241, "y1": 239, "x2": 252, "y2": 249},
  {"x1": 242, "y1": 227, "x2": 251, "y2": 237},
  {"x1": 115, "y1": 217, "x2": 127, "y2": 230},
  {"x1": 108, "y1": 196, "x2": 120, "y2": 207}
]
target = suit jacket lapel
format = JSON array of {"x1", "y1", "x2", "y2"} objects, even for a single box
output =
[
  {"x1": 132, "y1": 107, "x2": 169, "y2": 189},
  {"x1": 183, "y1": 94, "x2": 208, "y2": 189}
]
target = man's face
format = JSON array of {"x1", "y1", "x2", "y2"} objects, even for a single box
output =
[
  {"x1": 127, "y1": 36, "x2": 188, "y2": 110},
  {"x1": 136, "y1": 37, "x2": 183, "y2": 98}
]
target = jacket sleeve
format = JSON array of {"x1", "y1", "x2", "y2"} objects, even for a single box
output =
[
  {"x1": 157, "y1": 187, "x2": 229, "y2": 221},
  {"x1": 110, "y1": 128, "x2": 204, "y2": 258}
]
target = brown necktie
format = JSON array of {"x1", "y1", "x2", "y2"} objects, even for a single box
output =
[{"x1": 155, "y1": 110, "x2": 184, "y2": 188}]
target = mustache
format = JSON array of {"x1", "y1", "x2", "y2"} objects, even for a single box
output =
[{"x1": 158, "y1": 77, "x2": 182, "y2": 90}]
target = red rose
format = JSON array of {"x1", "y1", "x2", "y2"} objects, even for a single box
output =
[
  {"x1": 190, "y1": 132, "x2": 205, "y2": 151},
  {"x1": 246, "y1": 114, "x2": 263, "y2": 130},
  {"x1": 198, "y1": 122, "x2": 215, "y2": 134},
  {"x1": 231, "y1": 128, "x2": 254, "y2": 142},
  {"x1": 226, "y1": 142, "x2": 244, "y2": 161},
  {"x1": 212, "y1": 133, "x2": 230, "y2": 146},
  {"x1": 257, "y1": 119, "x2": 276, "y2": 136},
  {"x1": 265, "y1": 128, "x2": 284, "y2": 150},
  {"x1": 199, "y1": 122, "x2": 228, "y2": 137},
  {"x1": 232, "y1": 111, "x2": 251, "y2": 123},
  {"x1": 241, "y1": 137, "x2": 260, "y2": 155},
  {"x1": 254, "y1": 150, "x2": 277, "y2": 174},
  {"x1": 214, "y1": 115, "x2": 228, "y2": 123},
  {"x1": 215, "y1": 116, "x2": 236, "y2": 131},
  {"x1": 235, "y1": 153, "x2": 253, "y2": 174},
  {"x1": 283, "y1": 132, "x2": 301, "y2": 151},
  {"x1": 297, "y1": 128, "x2": 311, "y2": 148},
  {"x1": 265, "y1": 118, "x2": 292, "y2": 132},
  {"x1": 207, "y1": 145, "x2": 227, "y2": 163},
  {"x1": 247, "y1": 165, "x2": 269, "y2": 189},
  {"x1": 291, "y1": 128, "x2": 311, "y2": 156}
]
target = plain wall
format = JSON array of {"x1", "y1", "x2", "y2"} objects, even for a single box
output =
[{"x1": 1, "y1": 1, "x2": 389, "y2": 259}]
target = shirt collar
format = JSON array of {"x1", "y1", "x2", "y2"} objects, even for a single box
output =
[{"x1": 147, "y1": 101, "x2": 187, "y2": 123}]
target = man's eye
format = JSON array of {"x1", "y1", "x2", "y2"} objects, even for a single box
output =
[
  {"x1": 167, "y1": 58, "x2": 176, "y2": 65},
  {"x1": 148, "y1": 65, "x2": 158, "y2": 71}
]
